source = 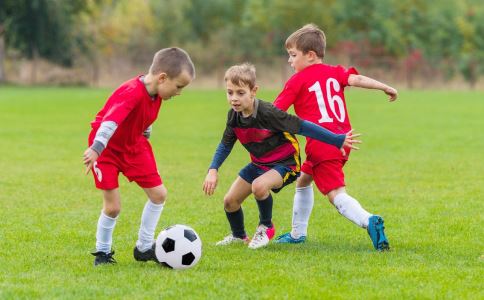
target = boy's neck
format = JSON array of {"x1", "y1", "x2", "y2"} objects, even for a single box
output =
[
  {"x1": 241, "y1": 98, "x2": 256, "y2": 118},
  {"x1": 142, "y1": 73, "x2": 157, "y2": 97}
]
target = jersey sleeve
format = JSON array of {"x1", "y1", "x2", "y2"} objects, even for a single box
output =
[
  {"x1": 221, "y1": 125, "x2": 237, "y2": 146},
  {"x1": 260, "y1": 102, "x2": 302, "y2": 134},
  {"x1": 273, "y1": 78, "x2": 298, "y2": 111},
  {"x1": 102, "y1": 87, "x2": 141, "y2": 125},
  {"x1": 336, "y1": 65, "x2": 359, "y2": 87},
  {"x1": 221, "y1": 110, "x2": 237, "y2": 146}
]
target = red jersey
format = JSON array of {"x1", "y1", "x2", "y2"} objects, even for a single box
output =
[
  {"x1": 90, "y1": 76, "x2": 162, "y2": 153},
  {"x1": 274, "y1": 63, "x2": 358, "y2": 163}
]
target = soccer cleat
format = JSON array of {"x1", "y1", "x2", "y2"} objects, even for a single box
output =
[
  {"x1": 367, "y1": 215, "x2": 390, "y2": 251},
  {"x1": 133, "y1": 243, "x2": 158, "y2": 262},
  {"x1": 91, "y1": 250, "x2": 116, "y2": 266},
  {"x1": 248, "y1": 223, "x2": 275, "y2": 249},
  {"x1": 274, "y1": 232, "x2": 306, "y2": 244},
  {"x1": 215, "y1": 234, "x2": 249, "y2": 246}
]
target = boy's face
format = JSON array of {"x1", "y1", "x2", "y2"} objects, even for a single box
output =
[
  {"x1": 156, "y1": 70, "x2": 192, "y2": 100},
  {"x1": 225, "y1": 81, "x2": 257, "y2": 115},
  {"x1": 287, "y1": 47, "x2": 315, "y2": 72}
]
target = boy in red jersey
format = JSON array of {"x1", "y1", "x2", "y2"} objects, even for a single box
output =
[
  {"x1": 274, "y1": 24, "x2": 397, "y2": 251},
  {"x1": 203, "y1": 63, "x2": 361, "y2": 249},
  {"x1": 83, "y1": 47, "x2": 195, "y2": 265}
]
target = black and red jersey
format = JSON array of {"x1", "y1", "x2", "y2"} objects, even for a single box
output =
[{"x1": 221, "y1": 99, "x2": 302, "y2": 171}]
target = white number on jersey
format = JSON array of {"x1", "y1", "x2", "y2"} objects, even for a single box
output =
[
  {"x1": 93, "y1": 161, "x2": 103, "y2": 182},
  {"x1": 308, "y1": 78, "x2": 346, "y2": 123}
]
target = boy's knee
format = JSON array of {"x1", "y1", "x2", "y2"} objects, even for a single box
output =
[
  {"x1": 223, "y1": 195, "x2": 239, "y2": 212},
  {"x1": 148, "y1": 185, "x2": 167, "y2": 204},
  {"x1": 104, "y1": 205, "x2": 121, "y2": 218},
  {"x1": 251, "y1": 182, "x2": 269, "y2": 200}
]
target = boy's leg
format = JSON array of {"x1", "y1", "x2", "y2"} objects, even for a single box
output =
[
  {"x1": 276, "y1": 161, "x2": 314, "y2": 244},
  {"x1": 248, "y1": 169, "x2": 285, "y2": 249},
  {"x1": 133, "y1": 184, "x2": 167, "y2": 261},
  {"x1": 121, "y1": 142, "x2": 165, "y2": 259},
  {"x1": 315, "y1": 160, "x2": 389, "y2": 251},
  {"x1": 251, "y1": 169, "x2": 284, "y2": 227},
  {"x1": 216, "y1": 176, "x2": 252, "y2": 245},
  {"x1": 92, "y1": 188, "x2": 120, "y2": 265},
  {"x1": 329, "y1": 187, "x2": 389, "y2": 251},
  {"x1": 291, "y1": 172, "x2": 314, "y2": 239},
  {"x1": 328, "y1": 187, "x2": 371, "y2": 228}
]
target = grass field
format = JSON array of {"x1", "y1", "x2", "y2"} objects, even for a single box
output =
[{"x1": 0, "y1": 86, "x2": 483, "y2": 299}]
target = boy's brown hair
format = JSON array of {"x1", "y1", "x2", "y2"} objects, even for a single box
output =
[
  {"x1": 224, "y1": 63, "x2": 256, "y2": 90},
  {"x1": 285, "y1": 24, "x2": 326, "y2": 59},
  {"x1": 149, "y1": 47, "x2": 195, "y2": 78}
]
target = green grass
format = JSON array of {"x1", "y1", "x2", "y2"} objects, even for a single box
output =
[{"x1": 0, "y1": 86, "x2": 483, "y2": 299}]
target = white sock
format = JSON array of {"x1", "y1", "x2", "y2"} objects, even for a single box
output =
[
  {"x1": 291, "y1": 185, "x2": 314, "y2": 238},
  {"x1": 96, "y1": 211, "x2": 118, "y2": 254},
  {"x1": 136, "y1": 200, "x2": 164, "y2": 252},
  {"x1": 333, "y1": 193, "x2": 371, "y2": 228}
]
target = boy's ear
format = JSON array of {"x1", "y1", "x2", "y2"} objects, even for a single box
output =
[
  {"x1": 252, "y1": 85, "x2": 259, "y2": 96},
  {"x1": 307, "y1": 50, "x2": 318, "y2": 61},
  {"x1": 157, "y1": 72, "x2": 168, "y2": 83}
]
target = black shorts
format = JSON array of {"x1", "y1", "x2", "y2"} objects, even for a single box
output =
[{"x1": 238, "y1": 163, "x2": 300, "y2": 193}]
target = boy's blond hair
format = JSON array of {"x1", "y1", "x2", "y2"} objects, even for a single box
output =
[
  {"x1": 285, "y1": 24, "x2": 326, "y2": 59},
  {"x1": 149, "y1": 47, "x2": 195, "y2": 78},
  {"x1": 224, "y1": 63, "x2": 256, "y2": 90}
]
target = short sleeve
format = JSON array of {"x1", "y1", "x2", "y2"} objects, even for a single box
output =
[
  {"x1": 273, "y1": 78, "x2": 299, "y2": 112},
  {"x1": 336, "y1": 65, "x2": 359, "y2": 87}
]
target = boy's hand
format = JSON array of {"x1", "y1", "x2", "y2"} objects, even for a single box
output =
[
  {"x1": 203, "y1": 169, "x2": 218, "y2": 196},
  {"x1": 341, "y1": 129, "x2": 362, "y2": 156},
  {"x1": 83, "y1": 147, "x2": 99, "y2": 175},
  {"x1": 384, "y1": 87, "x2": 398, "y2": 101}
]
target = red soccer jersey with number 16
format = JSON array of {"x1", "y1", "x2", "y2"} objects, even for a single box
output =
[{"x1": 274, "y1": 63, "x2": 358, "y2": 164}]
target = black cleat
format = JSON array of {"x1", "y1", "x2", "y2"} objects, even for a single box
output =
[
  {"x1": 133, "y1": 243, "x2": 158, "y2": 262},
  {"x1": 91, "y1": 250, "x2": 116, "y2": 266}
]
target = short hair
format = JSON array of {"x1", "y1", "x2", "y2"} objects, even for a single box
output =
[
  {"x1": 224, "y1": 63, "x2": 256, "y2": 90},
  {"x1": 149, "y1": 47, "x2": 195, "y2": 79},
  {"x1": 285, "y1": 24, "x2": 326, "y2": 59}
]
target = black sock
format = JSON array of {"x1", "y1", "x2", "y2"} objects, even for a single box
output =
[
  {"x1": 225, "y1": 208, "x2": 246, "y2": 238},
  {"x1": 256, "y1": 194, "x2": 273, "y2": 228}
]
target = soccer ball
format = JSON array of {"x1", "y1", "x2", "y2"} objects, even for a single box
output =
[{"x1": 155, "y1": 224, "x2": 202, "y2": 270}]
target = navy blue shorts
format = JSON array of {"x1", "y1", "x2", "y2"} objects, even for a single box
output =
[{"x1": 238, "y1": 163, "x2": 300, "y2": 193}]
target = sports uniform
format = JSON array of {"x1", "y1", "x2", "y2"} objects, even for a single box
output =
[
  {"x1": 88, "y1": 76, "x2": 162, "y2": 189},
  {"x1": 274, "y1": 64, "x2": 357, "y2": 194}
]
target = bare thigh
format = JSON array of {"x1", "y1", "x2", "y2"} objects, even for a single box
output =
[{"x1": 251, "y1": 169, "x2": 284, "y2": 200}]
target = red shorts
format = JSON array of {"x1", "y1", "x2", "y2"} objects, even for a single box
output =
[
  {"x1": 89, "y1": 134, "x2": 162, "y2": 190},
  {"x1": 301, "y1": 159, "x2": 347, "y2": 195}
]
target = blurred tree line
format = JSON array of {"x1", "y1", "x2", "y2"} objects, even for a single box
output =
[{"x1": 0, "y1": 0, "x2": 483, "y2": 88}]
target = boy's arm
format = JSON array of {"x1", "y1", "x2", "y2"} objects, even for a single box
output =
[
  {"x1": 203, "y1": 142, "x2": 234, "y2": 196},
  {"x1": 348, "y1": 74, "x2": 398, "y2": 101},
  {"x1": 83, "y1": 121, "x2": 118, "y2": 174},
  {"x1": 264, "y1": 103, "x2": 361, "y2": 156},
  {"x1": 298, "y1": 121, "x2": 361, "y2": 156},
  {"x1": 203, "y1": 125, "x2": 236, "y2": 196}
]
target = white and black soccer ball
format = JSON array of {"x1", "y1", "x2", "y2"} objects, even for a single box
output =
[{"x1": 155, "y1": 224, "x2": 202, "y2": 270}]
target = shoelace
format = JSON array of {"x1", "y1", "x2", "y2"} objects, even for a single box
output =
[{"x1": 251, "y1": 230, "x2": 266, "y2": 244}]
